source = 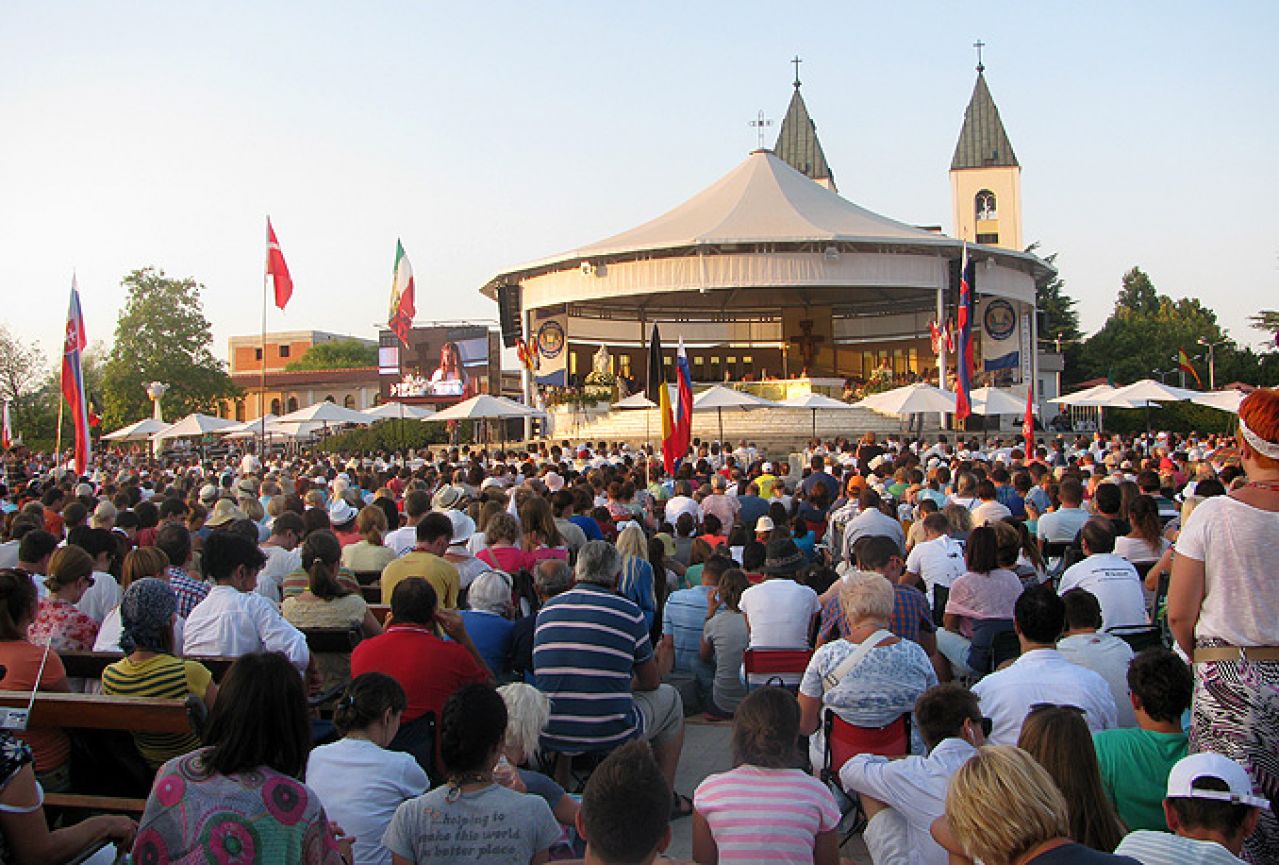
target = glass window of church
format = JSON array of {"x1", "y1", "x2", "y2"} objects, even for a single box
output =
[
  {"x1": 343, "y1": 395, "x2": 355, "y2": 409},
  {"x1": 893, "y1": 349, "x2": 907, "y2": 374},
  {"x1": 975, "y1": 190, "x2": 997, "y2": 220},
  {"x1": 271, "y1": 399, "x2": 281, "y2": 415},
  {"x1": 255, "y1": 348, "x2": 263, "y2": 361},
  {"x1": 977, "y1": 232, "x2": 999, "y2": 244},
  {"x1": 862, "y1": 353, "x2": 874, "y2": 378},
  {"x1": 286, "y1": 397, "x2": 298, "y2": 413}
]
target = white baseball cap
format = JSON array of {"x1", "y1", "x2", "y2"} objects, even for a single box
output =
[{"x1": 1166, "y1": 753, "x2": 1268, "y2": 808}]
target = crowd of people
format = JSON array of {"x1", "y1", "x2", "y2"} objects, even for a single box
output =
[{"x1": 0, "y1": 385, "x2": 1275, "y2": 865}]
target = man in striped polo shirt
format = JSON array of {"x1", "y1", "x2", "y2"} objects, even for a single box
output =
[{"x1": 534, "y1": 540, "x2": 689, "y2": 815}]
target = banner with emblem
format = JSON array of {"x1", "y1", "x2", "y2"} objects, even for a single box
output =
[{"x1": 532, "y1": 306, "x2": 568, "y2": 387}]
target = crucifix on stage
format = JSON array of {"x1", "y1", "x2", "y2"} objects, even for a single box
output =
[{"x1": 789, "y1": 319, "x2": 825, "y2": 377}]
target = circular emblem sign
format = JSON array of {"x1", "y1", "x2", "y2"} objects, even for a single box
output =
[
  {"x1": 537, "y1": 320, "x2": 565, "y2": 359},
  {"x1": 983, "y1": 299, "x2": 1017, "y2": 341}
]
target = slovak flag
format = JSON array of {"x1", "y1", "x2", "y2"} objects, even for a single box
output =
[
  {"x1": 61, "y1": 278, "x2": 91, "y2": 475},
  {"x1": 1023, "y1": 382, "x2": 1035, "y2": 456},
  {"x1": 266, "y1": 218, "x2": 293, "y2": 310},
  {"x1": 955, "y1": 243, "x2": 975, "y2": 420}
]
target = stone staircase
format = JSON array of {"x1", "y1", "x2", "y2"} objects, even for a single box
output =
[{"x1": 539, "y1": 406, "x2": 947, "y2": 453}]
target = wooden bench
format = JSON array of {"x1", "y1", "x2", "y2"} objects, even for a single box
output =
[
  {"x1": 302, "y1": 627, "x2": 362, "y2": 653},
  {"x1": 360, "y1": 583, "x2": 383, "y2": 603},
  {"x1": 0, "y1": 690, "x2": 200, "y2": 814},
  {"x1": 59, "y1": 651, "x2": 237, "y2": 683},
  {"x1": 370, "y1": 604, "x2": 390, "y2": 625}
]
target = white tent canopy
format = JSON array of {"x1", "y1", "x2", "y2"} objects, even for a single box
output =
[
  {"x1": 1104, "y1": 379, "x2": 1199, "y2": 405},
  {"x1": 612, "y1": 392, "x2": 658, "y2": 409},
  {"x1": 1190, "y1": 390, "x2": 1246, "y2": 413},
  {"x1": 969, "y1": 387, "x2": 1031, "y2": 416},
  {"x1": 362, "y1": 402, "x2": 436, "y2": 421},
  {"x1": 778, "y1": 392, "x2": 860, "y2": 438},
  {"x1": 856, "y1": 383, "x2": 956, "y2": 417},
  {"x1": 102, "y1": 418, "x2": 168, "y2": 442},
  {"x1": 430, "y1": 395, "x2": 541, "y2": 422},
  {"x1": 1049, "y1": 384, "x2": 1117, "y2": 406},
  {"x1": 691, "y1": 385, "x2": 777, "y2": 410},
  {"x1": 217, "y1": 414, "x2": 279, "y2": 435},
  {"x1": 276, "y1": 401, "x2": 373, "y2": 426},
  {"x1": 152, "y1": 413, "x2": 238, "y2": 441}
]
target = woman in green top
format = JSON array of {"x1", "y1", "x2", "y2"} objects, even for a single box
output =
[{"x1": 102, "y1": 578, "x2": 218, "y2": 769}]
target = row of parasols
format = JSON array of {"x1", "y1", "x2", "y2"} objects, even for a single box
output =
[{"x1": 100, "y1": 394, "x2": 545, "y2": 444}]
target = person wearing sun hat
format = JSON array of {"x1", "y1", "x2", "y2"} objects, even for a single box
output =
[
  {"x1": 1114, "y1": 752, "x2": 1267, "y2": 864},
  {"x1": 327, "y1": 498, "x2": 360, "y2": 547},
  {"x1": 738, "y1": 537, "x2": 820, "y2": 652},
  {"x1": 204, "y1": 499, "x2": 247, "y2": 531}
]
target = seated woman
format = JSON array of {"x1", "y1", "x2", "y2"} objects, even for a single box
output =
[
  {"x1": 101, "y1": 578, "x2": 218, "y2": 771},
  {"x1": 934, "y1": 526, "x2": 1023, "y2": 679},
  {"x1": 383, "y1": 683, "x2": 560, "y2": 865},
  {"x1": 699, "y1": 567, "x2": 750, "y2": 719},
  {"x1": 341, "y1": 506, "x2": 397, "y2": 576},
  {"x1": 459, "y1": 570, "x2": 515, "y2": 679},
  {"x1": 1017, "y1": 704, "x2": 1127, "y2": 853},
  {"x1": 29, "y1": 545, "x2": 99, "y2": 652},
  {"x1": 307, "y1": 673, "x2": 428, "y2": 865},
  {"x1": 798, "y1": 570, "x2": 937, "y2": 769},
  {"x1": 476, "y1": 512, "x2": 532, "y2": 575},
  {"x1": 496, "y1": 683, "x2": 580, "y2": 842},
  {"x1": 518, "y1": 497, "x2": 570, "y2": 570},
  {"x1": 283, "y1": 530, "x2": 383, "y2": 691},
  {"x1": 1114, "y1": 495, "x2": 1170, "y2": 565},
  {"x1": 934, "y1": 745, "x2": 1140, "y2": 865},
  {"x1": 133, "y1": 652, "x2": 350, "y2": 865},
  {"x1": 696, "y1": 513, "x2": 728, "y2": 551},
  {"x1": 0, "y1": 728, "x2": 136, "y2": 864},
  {"x1": 616, "y1": 524, "x2": 657, "y2": 631},
  {"x1": 694, "y1": 687, "x2": 840, "y2": 865},
  {"x1": 94, "y1": 545, "x2": 174, "y2": 653},
  {"x1": 0, "y1": 569, "x2": 72, "y2": 793}
]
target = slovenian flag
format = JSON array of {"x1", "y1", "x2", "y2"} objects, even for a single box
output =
[
  {"x1": 388, "y1": 240, "x2": 416, "y2": 347},
  {"x1": 956, "y1": 243, "x2": 975, "y2": 420},
  {"x1": 671, "y1": 339, "x2": 694, "y2": 467},
  {"x1": 61, "y1": 278, "x2": 91, "y2": 475}
]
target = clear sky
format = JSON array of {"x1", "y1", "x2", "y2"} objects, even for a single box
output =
[{"x1": 3, "y1": 1, "x2": 1276, "y2": 367}]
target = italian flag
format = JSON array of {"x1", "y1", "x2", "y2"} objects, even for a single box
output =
[{"x1": 388, "y1": 240, "x2": 416, "y2": 346}]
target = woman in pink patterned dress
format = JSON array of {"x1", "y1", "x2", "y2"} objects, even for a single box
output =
[{"x1": 28, "y1": 545, "x2": 99, "y2": 652}]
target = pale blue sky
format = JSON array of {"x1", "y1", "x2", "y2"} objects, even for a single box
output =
[{"x1": 2, "y1": 2, "x2": 1276, "y2": 366}]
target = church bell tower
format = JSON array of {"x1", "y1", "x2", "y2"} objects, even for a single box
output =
[{"x1": 950, "y1": 46, "x2": 1022, "y2": 250}]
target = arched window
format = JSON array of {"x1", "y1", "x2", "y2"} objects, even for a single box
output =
[
  {"x1": 325, "y1": 395, "x2": 336, "y2": 403},
  {"x1": 343, "y1": 395, "x2": 356, "y2": 409},
  {"x1": 975, "y1": 190, "x2": 997, "y2": 221},
  {"x1": 287, "y1": 397, "x2": 299, "y2": 413},
  {"x1": 270, "y1": 398, "x2": 282, "y2": 415},
  {"x1": 235, "y1": 400, "x2": 245, "y2": 422}
]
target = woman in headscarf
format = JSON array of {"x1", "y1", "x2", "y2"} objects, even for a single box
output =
[{"x1": 102, "y1": 578, "x2": 218, "y2": 770}]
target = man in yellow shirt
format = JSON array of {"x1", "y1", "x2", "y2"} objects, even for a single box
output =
[
  {"x1": 380, "y1": 512, "x2": 460, "y2": 608},
  {"x1": 754, "y1": 462, "x2": 779, "y2": 499}
]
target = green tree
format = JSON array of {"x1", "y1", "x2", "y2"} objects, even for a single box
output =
[
  {"x1": 1250, "y1": 310, "x2": 1279, "y2": 346},
  {"x1": 284, "y1": 338, "x2": 377, "y2": 371},
  {"x1": 0, "y1": 326, "x2": 47, "y2": 442},
  {"x1": 1025, "y1": 244, "x2": 1081, "y2": 344},
  {"x1": 1114, "y1": 267, "x2": 1159, "y2": 318},
  {"x1": 102, "y1": 268, "x2": 237, "y2": 429},
  {"x1": 16, "y1": 343, "x2": 107, "y2": 452}
]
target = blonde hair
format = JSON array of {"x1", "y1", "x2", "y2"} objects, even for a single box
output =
[
  {"x1": 90, "y1": 500, "x2": 117, "y2": 529},
  {"x1": 839, "y1": 569, "x2": 895, "y2": 625},
  {"x1": 497, "y1": 682, "x2": 550, "y2": 763},
  {"x1": 122, "y1": 546, "x2": 169, "y2": 588},
  {"x1": 356, "y1": 505, "x2": 388, "y2": 544},
  {"x1": 945, "y1": 745, "x2": 1069, "y2": 865},
  {"x1": 46, "y1": 545, "x2": 95, "y2": 593},
  {"x1": 616, "y1": 523, "x2": 647, "y2": 560}
]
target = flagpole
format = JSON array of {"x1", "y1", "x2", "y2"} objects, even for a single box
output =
[{"x1": 260, "y1": 217, "x2": 270, "y2": 461}]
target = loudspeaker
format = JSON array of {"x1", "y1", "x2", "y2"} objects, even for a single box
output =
[{"x1": 497, "y1": 283, "x2": 523, "y2": 349}]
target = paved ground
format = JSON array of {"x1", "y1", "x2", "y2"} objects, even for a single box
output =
[{"x1": 666, "y1": 719, "x2": 870, "y2": 863}]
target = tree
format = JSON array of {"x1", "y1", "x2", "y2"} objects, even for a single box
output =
[
  {"x1": 0, "y1": 324, "x2": 46, "y2": 409},
  {"x1": 1114, "y1": 267, "x2": 1159, "y2": 318},
  {"x1": 1250, "y1": 310, "x2": 1279, "y2": 348},
  {"x1": 102, "y1": 268, "x2": 237, "y2": 429},
  {"x1": 1026, "y1": 244, "x2": 1082, "y2": 345},
  {"x1": 284, "y1": 338, "x2": 377, "y2": 371}
]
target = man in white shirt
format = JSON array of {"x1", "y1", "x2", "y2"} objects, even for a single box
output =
[
  {"x1": 384, "y1": 489, "x2": 430, "y2": 556},
  {"x1": 739, "y1": 539, "x2": 820, "y2": 651},
  {"x1": 1035, "y1": 476, "x2": 1090, "y2": 544},
  {"x1": 842, "y1": 489, "x2": 906, "y2": 563},
  {"x1": 256, "y1": 511, "x2": 304, "y2": 603},
  {"x1": 841, "y1": 684, "x2": 984, "y2": 865},
  {"x1": 1058, "y1": 520, "x2": 1148, "y2": 632},
  {"x1": 972, "y1": 584, "x2": 1117, "y2": 745},
  {"x1": 903, "y1": 513, "x2": 966, "y2": 620},
  {"x1": 1056, "y1": 587, "x2": 1136, "y2": 727},
  {"x1": 662, "y1": 481, "x2": 701, "y2": 530},
  {"x1": 184, "y1": 532, "x2": 310, "y2": 672}
]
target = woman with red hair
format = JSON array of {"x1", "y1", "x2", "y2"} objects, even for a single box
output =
[{"x1": 1168, "y1": 387, "x2": 1279, "y2": 864}]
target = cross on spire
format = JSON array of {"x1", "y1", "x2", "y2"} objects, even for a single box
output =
[
  {"x1": 791, "y1": 54, "x2": 802, "y2": 88},
  {"x1": 973, "y1": 39, "x2": 986, "y2": 72},
  {"x1": 748, "y1": 110, "x2": 773, "y2": 149}
]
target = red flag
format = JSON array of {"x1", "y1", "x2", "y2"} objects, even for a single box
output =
[
  {"x1": 1023, "y1": 382, "x2": 1035, "y2": 457},
  {"x1": 1, "y1": 400, "x2": 12, "y2": 450},
  {"x1": 955, "y1": 243, "x2": 975, "y2": 421},
  {"x1": 61, "y1": 279, "x2": 91, "y2": 475},
  {"x1": 266, "y1": 218, "x2": 293, "y2": 310}
]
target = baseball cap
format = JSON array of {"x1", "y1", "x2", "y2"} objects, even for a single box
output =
[
  {"x1": 761, "y1": 462, "x2": 774, "y2": 473},
  {"x1": 1165, "y1": 753, "x2": 1268, "y2": 808}
]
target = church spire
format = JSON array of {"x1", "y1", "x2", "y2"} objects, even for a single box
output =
[
  {"x1": 951, "y1": 66, "x2": 1019, "y2": 171},
  {"x1": 773, "y1": 58, "x2": 837, "y2": 191}
]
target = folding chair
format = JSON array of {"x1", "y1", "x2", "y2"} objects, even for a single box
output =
[
  {"x1": 742, "y1": 646, "x2": 814, "y2": 693},
  {"x1": 1110, "y1": 626, "x2": 1163, "y2": 653},
  {"x1": 820, "y1": 711, "x2": 910, "y2": 842}
]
